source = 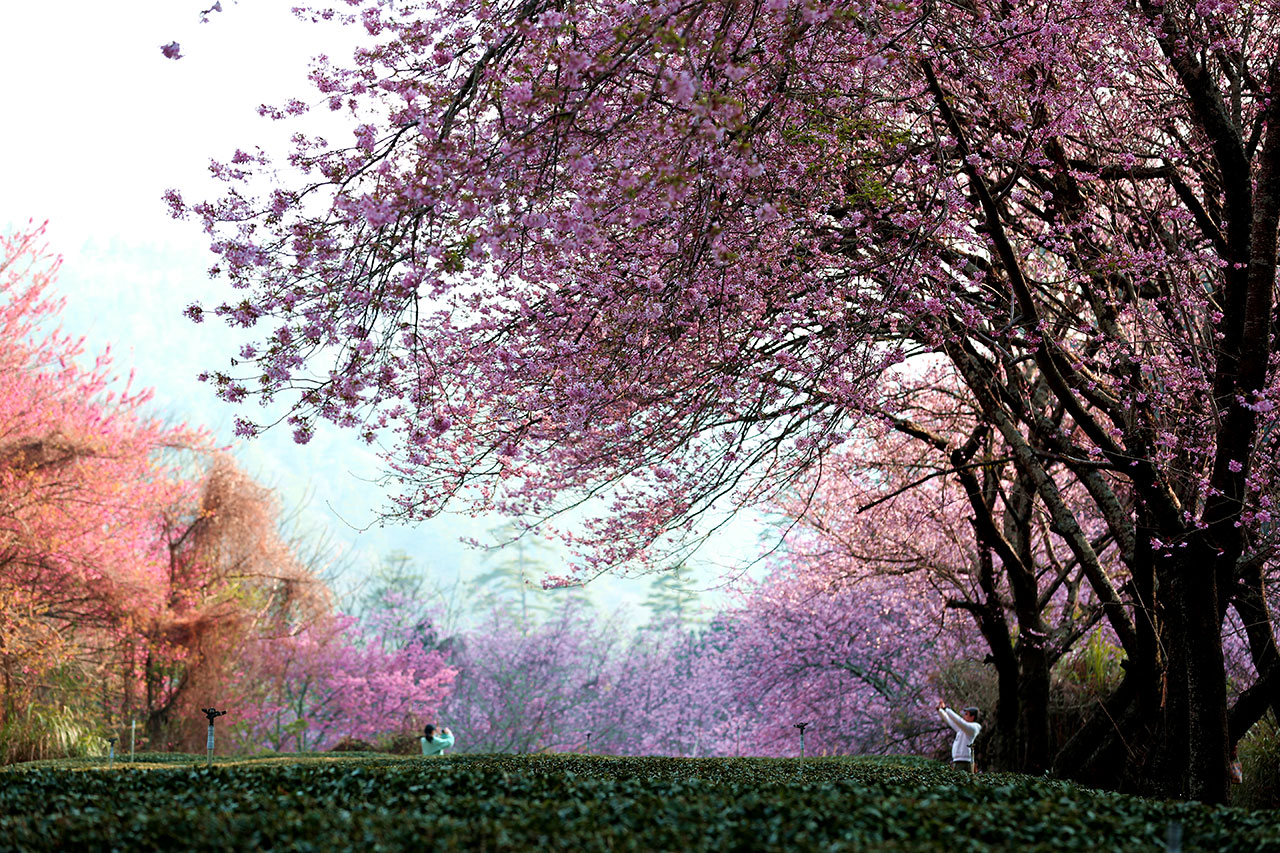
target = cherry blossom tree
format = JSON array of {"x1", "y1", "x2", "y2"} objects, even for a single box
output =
[
  {"x1": 713, "y1": 554, "x2": 974, "y2": 758},
  {"x1": 0, "y1": 225, "x2": 204, "y2": 758},
  {"x1": 133, "y1": 453, "x2": 338, "y2": 752},
  {"x1": 575, "y1": 615, "x2": 741, "y2": 757},
  {"x1": 762, "y1": 376, "x2": 1131, "y2": 773},
  {"x1": 233, "y1": 589, "x2": 456, "y2": 752},
  {"x1": 178, "y1": 0, "x2": 1280, "y2": 801},
  {"x1": 439, "y1": 597, "x2": 619, "y2": 753},
  {"x1": 0, "y1": 225, "x2": 349, "y2": 759}
]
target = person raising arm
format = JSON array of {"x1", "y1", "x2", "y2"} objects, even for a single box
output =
[
  {"x1": 937, "y1": 700, "x2": 981, "y2": 773},
  {"x1": 421, "y1": 724, "x2": 455, "y2": 756}
]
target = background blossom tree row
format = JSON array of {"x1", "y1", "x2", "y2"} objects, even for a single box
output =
[{"x1": 0, "y1": 225, "x2": 1017, "y2": 761}]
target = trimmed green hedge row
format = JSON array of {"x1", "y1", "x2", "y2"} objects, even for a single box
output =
[{"x1": 0, "y1": 753, "x2": 1268, "y2": 851}]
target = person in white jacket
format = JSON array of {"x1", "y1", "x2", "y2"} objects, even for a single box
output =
[
  {"x1": 420, "y1": 724, "x2": 455, "y2": 756},
  {"x1": 937, "y1": 700, "x2": 981, "y2": 773}
]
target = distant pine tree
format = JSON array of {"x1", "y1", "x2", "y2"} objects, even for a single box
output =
[
  {"x1": 470, "y1": 522, "x2": 576, "y2": 629},
  {"x1": 641, "y1": 567, "x2": 704, "y2": 630}
]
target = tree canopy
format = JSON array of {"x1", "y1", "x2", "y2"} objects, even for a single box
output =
[{"x1": 176, "y1": 0, "x2": 1280, "y2": 802}]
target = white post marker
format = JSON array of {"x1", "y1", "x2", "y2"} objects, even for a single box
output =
[{"x1": 130, "y1": 720, "x2": 136, "y2": 761}]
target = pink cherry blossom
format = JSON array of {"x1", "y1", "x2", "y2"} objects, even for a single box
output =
[{"x1": 177, "y1": 0, "x2": 1280, "y2": 803}]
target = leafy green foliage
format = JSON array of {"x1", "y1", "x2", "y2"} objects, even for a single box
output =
[
  {"x1": 0, "y1": 700, "x2": 106, "y2": 764},
  {"x1": 0, "y1": 754, "x2": 1271, "y2": 851},
  {"x1": 1236, "y1": 713, "x2": 1280, "y2": 809}
]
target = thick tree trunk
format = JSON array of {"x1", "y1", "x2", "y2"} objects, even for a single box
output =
[
  {"x1": 1015, "y1": 643, "x2": 1051, "y2": 774},
  {"x1": 989, "y1": 663, "x2": 1019, "y2": 771},
  {"x1": 1051, "y1": 582, "x2": 1230, "y2": 803},
  {"x1": 1153, "y1": 546, "x2": 1229, "y2": 802},
  {"x1": 1184, "y1": 597, "x2": 1230, "y2": 803}
]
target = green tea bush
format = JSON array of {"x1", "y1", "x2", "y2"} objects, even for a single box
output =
[
  {"x1": 374, "y1": 732, "x2": 423, "y2": 755},
  {"x1": 328, "y1": 736, "x2": 378, "y2": 752},
  {"x1": 0, "y1": 753, "x2": 1273, "y2": 851}
]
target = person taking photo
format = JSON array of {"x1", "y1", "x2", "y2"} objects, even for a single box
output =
[
  {"x1": 421, "y1": 724, "x2": 455, "y2": 756},
  {"x1": 937, "y1": 700, "x2": 981, "y2": 773}
]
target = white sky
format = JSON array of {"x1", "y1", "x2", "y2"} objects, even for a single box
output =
[{"x1": 0, "y1": 0, "x2": 759, "y2": 616}]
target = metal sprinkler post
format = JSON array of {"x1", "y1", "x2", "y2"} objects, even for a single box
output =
[
  {"x1": 107, "y1": 737, "x2": 117, "y2": 769},
  {"x1": 130, "y1": 719, "x2": 136, "y2": 761},
  {"x1": 794, "y1": 722, "x2": 808, "y2": 762},
  {"x1": 201, "y1": 708, "x2": 227, "y2": 766}
]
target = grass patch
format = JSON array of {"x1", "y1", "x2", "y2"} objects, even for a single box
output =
[{"x1": 0, "y1": 753, "x2": 1267, "y2": 851}]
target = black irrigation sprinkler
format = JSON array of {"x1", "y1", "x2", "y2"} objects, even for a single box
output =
[
  {"x1": 107, "y1": 736, "x2": 118, "y2": 769},
  {"x1": 794, "y1": 722, "x2": 808, "y2": 760},
  {"x1": 201, "y1": 708, "x2": 227, "y2": 766}
]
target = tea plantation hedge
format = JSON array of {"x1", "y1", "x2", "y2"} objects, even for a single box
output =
[{"x1": 0, "y1": 753, "x2": 1272, "y2": 851}]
